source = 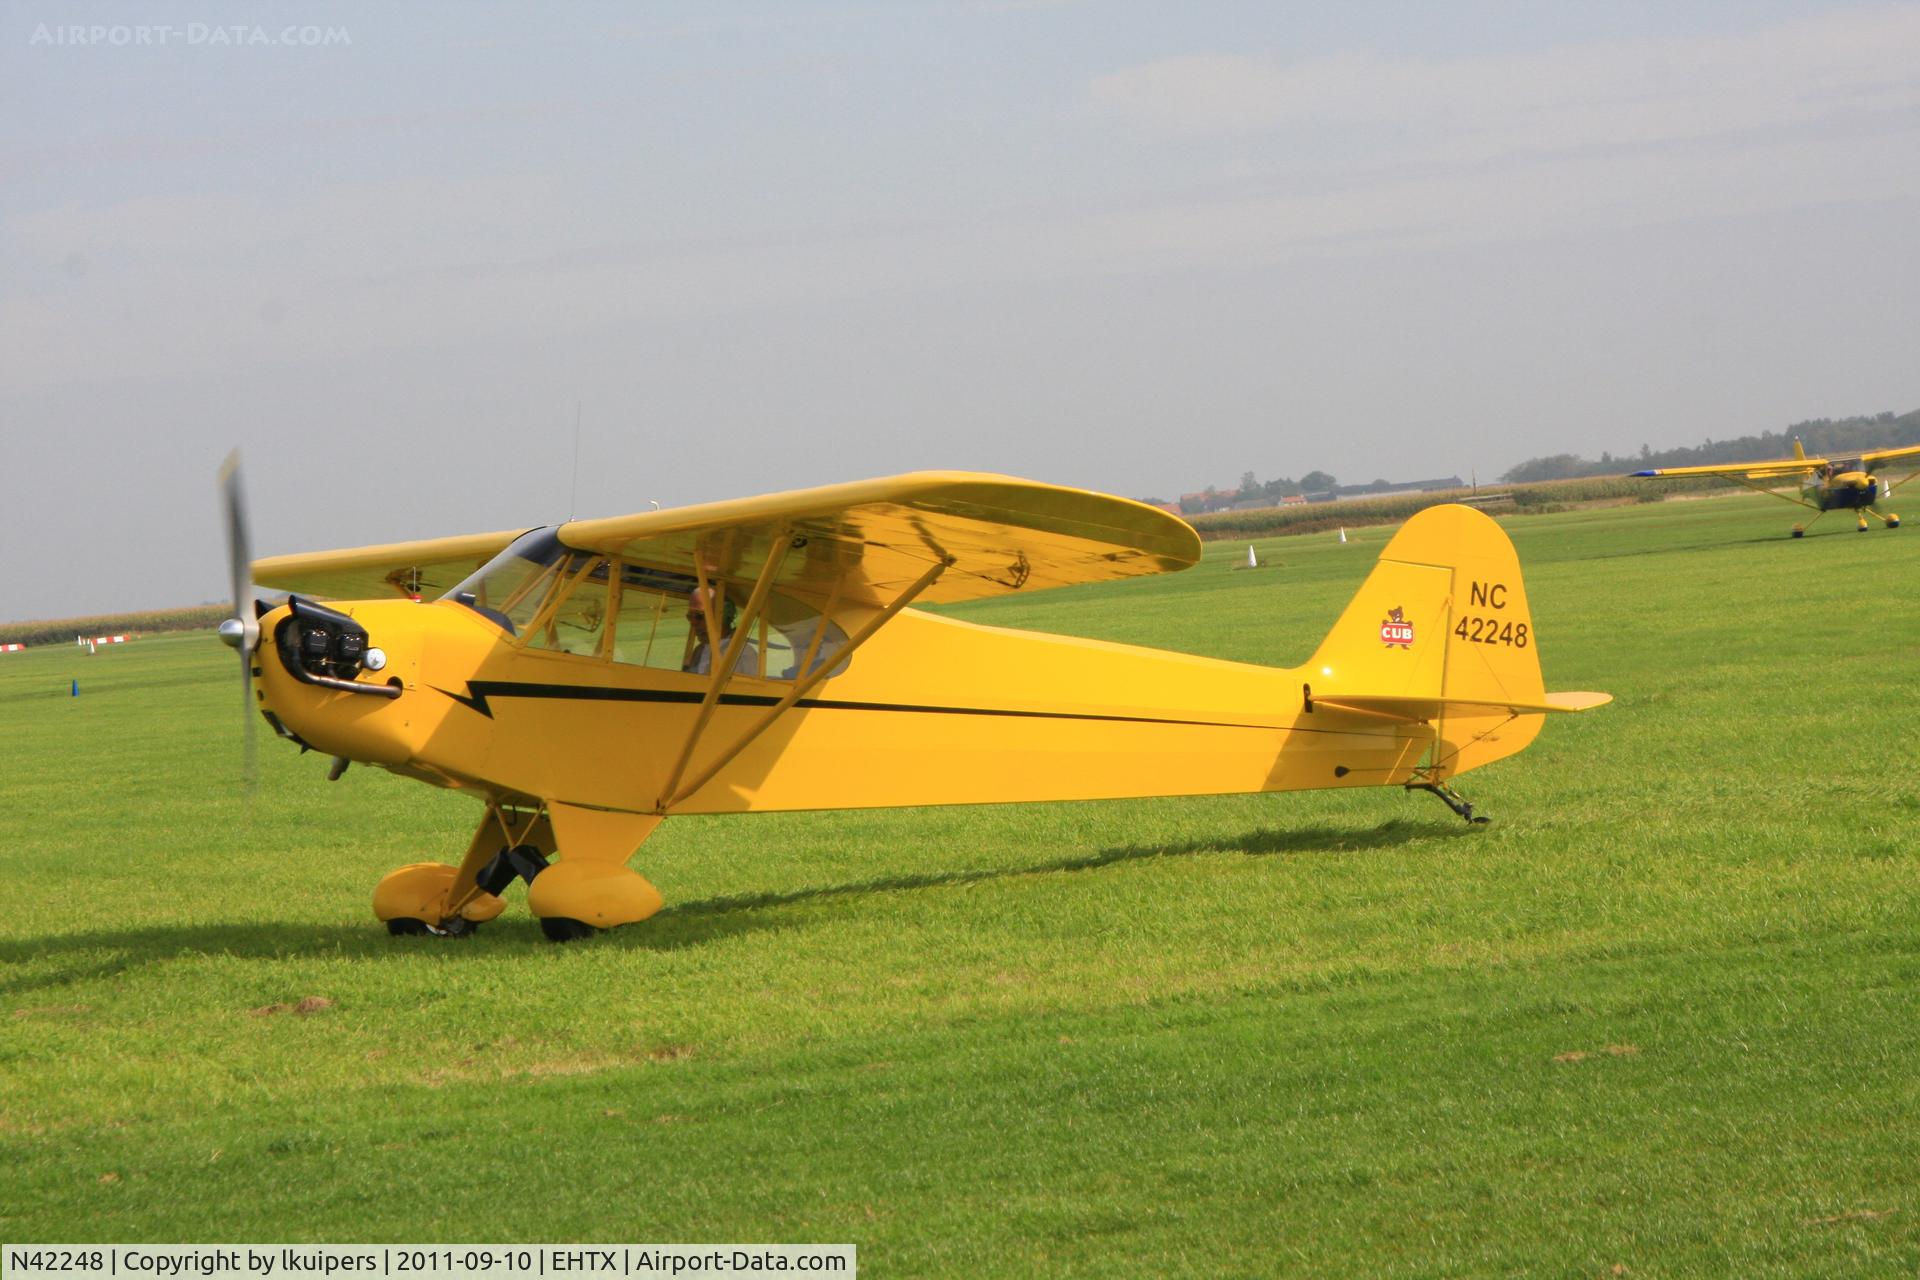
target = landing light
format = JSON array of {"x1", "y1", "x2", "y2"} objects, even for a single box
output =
[
  {"x1": 1321, "y1": 666, "x2": 1334, "y2": 676},
  {"x1": 363, "y1": 648, "x2": 388, "y2": 672}
]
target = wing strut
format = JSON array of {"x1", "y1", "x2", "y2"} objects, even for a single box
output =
[
  {"x1": 660, "y1": 556, "x2": 953, "y2": 811},
  {"x1": 691, "y1": 557, "x2": 722, "y2": 655},
  {"x1": 655, "y1": 528, "x2": 793, "y2": 808},
  {"x1": 1723, "y1": 473, "x2": 1820, "y2": 511}
]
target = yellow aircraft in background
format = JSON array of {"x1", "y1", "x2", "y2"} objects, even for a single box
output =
[
  {"x1": 1632, "y1": 439, "x2": 1920, "y2": 536},
  {"x1": 218, "y1": 464, "x2": 1607, "y2": 940}
]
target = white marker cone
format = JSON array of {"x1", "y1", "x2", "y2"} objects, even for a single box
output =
[
  {"x1": 1339, "y1": 526, "x2": 1348, "y2": 543},
  {"x1": 1247, "y1": 545, "x2": 1257, "y2": 568}
]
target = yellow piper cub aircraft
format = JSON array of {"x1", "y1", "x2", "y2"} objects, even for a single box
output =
[
  {"x1": 218, "y1": 463, "x2": 1607, "y2": 940},
  {"x1": 1631, "y1": 439, "x2": 1920, "y2": 536}
]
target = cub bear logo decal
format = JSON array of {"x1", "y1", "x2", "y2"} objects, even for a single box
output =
[{"x1": 1380, "y1": 606, "x2": 1414, "y2": 649}]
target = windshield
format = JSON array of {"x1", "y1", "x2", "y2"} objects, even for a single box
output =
[{"x1": 443, "y1": 528, "x2": 567, "y2": 634}]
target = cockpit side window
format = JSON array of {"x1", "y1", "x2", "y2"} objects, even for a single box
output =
[
  {"x1": 601, "y1": 559, "x2": 852, "y2": 680},
  {"x1": 448, "y1": 538, "x2": 855, "y2": 680},
  {"x1": 762, "y1": 593, "x2": 850, "y2": 679},
  {"x1": 524, "y1": 555, "x2": 612, "y2": 658},
  {"x1": 608, "y1": 563, "x2": 703, "y2": 671}
]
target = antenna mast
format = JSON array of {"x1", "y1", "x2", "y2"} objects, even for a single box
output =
[{"x1": 570, "y1": 401, "x2": 582, "y2": 520}]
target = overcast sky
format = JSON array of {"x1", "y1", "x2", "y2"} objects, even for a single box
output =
[{"x1": 5, "y1": 1, "x2": 1918, "y2": 618}]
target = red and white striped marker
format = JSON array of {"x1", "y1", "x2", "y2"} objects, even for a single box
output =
[
  {"x1": 0, "y1": 643, "x2": 23, "y2": 653},
  {"x1": 90, "y1": 634, "x2": 131, "y2": 645}
]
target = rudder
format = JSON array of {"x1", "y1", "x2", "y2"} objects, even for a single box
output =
[{"x1": 1308, "y1": 504, "x2": 1552, "y2": 780}]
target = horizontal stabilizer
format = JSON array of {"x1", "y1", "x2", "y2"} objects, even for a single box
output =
[
  {"x1": 1539, "y1": 690, "x2": 1612, "y2": 711},
  {"x1": 1310, "y1": 689, "x2": 1612, "y2": 721}
]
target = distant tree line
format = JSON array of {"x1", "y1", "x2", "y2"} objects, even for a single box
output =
[
  {"x1": 1500, "y1": 409, "x2": 1920, "y2": 484},
  {"x1": 1140, "y1": 408, "x2": 1920, "y2": 513},
  {"x1": 1142, "y1": 470, "x2": 1368, "y2": 515}
]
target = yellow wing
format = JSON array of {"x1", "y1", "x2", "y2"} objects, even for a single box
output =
[
  {"x1": 1635, "y1": 442, "x2": 1920, "y2": 481},
  {"x1": 1631, "y1": 458, "x2": 1821, "y2": 479},
  {"x1": 1862, "y1": 443, "x2": 1920, "y2": 467},
  {"x1": 253, "y1": 529, "x2": 527, "y2": 600},
  {"x1": 559, "y1": 471, "x2": 1199, "y2": 606},
  {"x1": 252, "y1": 473, "x2": 1200, "y2": 606}
]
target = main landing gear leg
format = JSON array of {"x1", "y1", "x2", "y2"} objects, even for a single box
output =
[
  {"x1": 375, "y1": 802, "x2": 665, "y2": 942},
  {"x1": 1406, "y1": 780, "x2": 1491, "y2": 825}
]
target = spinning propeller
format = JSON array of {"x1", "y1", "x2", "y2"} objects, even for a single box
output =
[{"x1": 216, "y1": 450, "x2": 259, "y2": 788}]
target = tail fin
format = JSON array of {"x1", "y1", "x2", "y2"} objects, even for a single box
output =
[
  {"x1": 1794, "y1": 437, "x2": 1806, "y2": 461},
  {"x1": 1306, "y1": 505, "x2": 1607, "y2": 780}
]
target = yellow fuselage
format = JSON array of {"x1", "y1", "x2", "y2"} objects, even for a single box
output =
[{"x1": 256, "y1": 598, "x2": 1453, "y2": 817}]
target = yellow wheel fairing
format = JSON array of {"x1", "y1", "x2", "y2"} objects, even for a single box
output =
[
  {"x1": 527, "y1": 861, "x2": 665, "y2": 929},
  {"x1": 373, "y1": 862, "x2": 506, "y2": 927}
]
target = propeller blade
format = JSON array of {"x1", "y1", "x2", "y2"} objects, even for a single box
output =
[{"x1": 218, "y1": 450, "x2": 258, "y2": 789}]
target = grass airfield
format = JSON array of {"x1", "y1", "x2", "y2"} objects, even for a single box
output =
[{"x1": 3, "y1": 496, "x2": 1918, "y2": 1275}]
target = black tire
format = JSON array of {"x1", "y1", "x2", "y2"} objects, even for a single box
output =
[
  {"x1": 386, "y1": 917, "x2": 431, "y2": 936},
  {"x1": 539, "y1": 916, "x2": 597, "y2": 942}
]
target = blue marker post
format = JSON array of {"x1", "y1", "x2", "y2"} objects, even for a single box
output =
[{"x1": 71, "y1": 678, "x2": 78, "y2": 697}]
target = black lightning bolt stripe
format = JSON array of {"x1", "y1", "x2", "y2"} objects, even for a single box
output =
[{"x1": 430, "y1": 679, "x2": 1285, "y2": 732}]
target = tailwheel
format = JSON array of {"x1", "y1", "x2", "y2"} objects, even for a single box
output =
[
  {"x1": 1791, "y1": 525, "x2": 1805, "y2": 538},
  {"x1": 1890, "y1": 515, "x2": 1901, "y2": 528},
  {"x1": 539, "y1": 917, "x2": 598, "y2": 942},
  {"x1": 1406, "y1": 779, "x2": 1491, "y2": 824},
  {"x1": 1858, "y1": 516, "x2": 1870, "y2": 532}
]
